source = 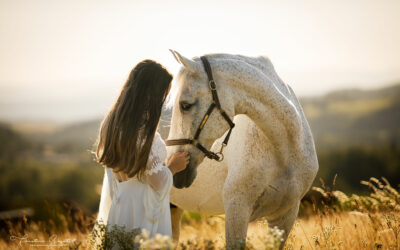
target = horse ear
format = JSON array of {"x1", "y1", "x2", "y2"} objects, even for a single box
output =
[{"x1": 169, "y1": 49, "x2": 200, "y2": 73}]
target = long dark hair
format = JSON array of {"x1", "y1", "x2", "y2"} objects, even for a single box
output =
[{"x1": 96, "y1": 60, "x2": 173, "y2": 179}]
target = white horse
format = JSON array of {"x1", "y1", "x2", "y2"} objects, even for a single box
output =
[{"x1": 165, "y1": 51, "x2": 318, "y2": 249}]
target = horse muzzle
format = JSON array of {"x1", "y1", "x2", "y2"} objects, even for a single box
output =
[{"x1": 173, "y1": 165, "x2": 197, "y2": 189}]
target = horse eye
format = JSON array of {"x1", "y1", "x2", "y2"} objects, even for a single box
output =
[{"x1": 180, "y1": 101, "x2": 193, "y2": 111}]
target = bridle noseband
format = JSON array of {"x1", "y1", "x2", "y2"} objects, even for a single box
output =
[{"x1": 165, "y1": 56, "x2": 235, "y2": 162}]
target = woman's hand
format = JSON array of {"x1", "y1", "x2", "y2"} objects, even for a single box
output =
[{"x1": 168, "y1": 152, "x2": 190, "y2": 175}]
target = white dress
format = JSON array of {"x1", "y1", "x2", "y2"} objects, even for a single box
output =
[{"x1": 96, "y1": 132, "x2": 173, "y2": 237}]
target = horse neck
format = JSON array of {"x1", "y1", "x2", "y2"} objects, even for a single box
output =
[{"x1": 218, "y1": 60, "x2": 305, "y2": 164}]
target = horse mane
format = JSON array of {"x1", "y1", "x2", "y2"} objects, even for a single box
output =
[{"x1": 166, "y1": 53, "x2": 275, "y2": 109}]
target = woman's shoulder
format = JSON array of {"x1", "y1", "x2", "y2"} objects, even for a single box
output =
[
  {"x1": 150, "y1": 131, "x2": 167, "y2": 157},
  {"x1": 153, "y1": 131, "x2": 165, "y2": 144}
]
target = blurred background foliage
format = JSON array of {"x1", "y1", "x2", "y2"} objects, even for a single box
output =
[{"x1": 0, "y1": 83, "x2": 399, "y2": 220}]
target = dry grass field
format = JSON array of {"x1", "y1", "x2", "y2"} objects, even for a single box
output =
[
  {"x1": 1, "y1": 178, "x2": 399, "y2": 250},
  {"x1": 176, "y1": 210, "x2": 400, "y2": 249}
]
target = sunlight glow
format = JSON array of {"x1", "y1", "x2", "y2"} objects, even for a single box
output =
[{"x1": 0, "y1": 0, "x2": 399, "y2": 121}]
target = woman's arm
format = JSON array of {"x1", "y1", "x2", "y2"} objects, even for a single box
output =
[
  {"x1": 146, "y1": 156, "x2": 172, "y2": 191},
  {"x1": 146, "y1": 152, "x2": 189, "y2": 191},
  {"x1": 97, "y1": 167, "x2": 114, "y2": 223}
]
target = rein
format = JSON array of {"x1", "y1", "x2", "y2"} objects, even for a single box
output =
[{"x1": 165, "y1": 56, "x2": 235, "y2": 162}]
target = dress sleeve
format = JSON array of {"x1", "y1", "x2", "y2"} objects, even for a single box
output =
[
  {"x1": 145, "y1": 148, "x2": 173, "y2": 195},
  {"x1": 96, "y1": 167, "x2": 115, "y2": 224},
  {"x1": 142, "y1": 136, "x2": 173, "y2": 236}
]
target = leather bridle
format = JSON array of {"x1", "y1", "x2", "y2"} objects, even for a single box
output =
[{"x1": 165, "y1": 56, "x2": 235, "y2": 162}]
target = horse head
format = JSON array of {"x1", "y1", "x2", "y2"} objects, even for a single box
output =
[{"x1": 166, "y1": 50, "x2": 234, "y2": 189}]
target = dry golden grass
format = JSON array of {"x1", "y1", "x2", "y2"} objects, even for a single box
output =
[
  {"x1": 3, "y1": 211, "x2": 399, "y2": 249},
  {"x1": 1, "y1": 178, "x2": 399, "y2": 249},
  {"x1": 175, "y1": 210, "x2": 400, "y2": 250}
]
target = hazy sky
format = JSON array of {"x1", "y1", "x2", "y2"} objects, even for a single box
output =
[{"x1": 1, "y1": 0, "x2": 399, "y2": 122}]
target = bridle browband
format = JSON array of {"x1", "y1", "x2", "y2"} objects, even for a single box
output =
[{"x1": 165, "y1": 56, "x2": 235, "y2": 162}]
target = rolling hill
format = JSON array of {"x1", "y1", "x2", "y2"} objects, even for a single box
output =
[
  {"x1": 301, "y1": 83, "x2": 400, "y2": 149},
  {"x1": 7, "y1": 83, "x2": 400, "y2": 155}
]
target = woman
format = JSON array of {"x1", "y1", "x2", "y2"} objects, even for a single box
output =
[{"x1": 95, "y1": 59, "x2": 189, "y2": 238}]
